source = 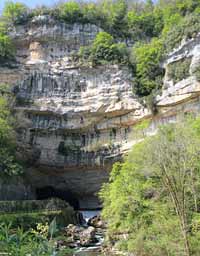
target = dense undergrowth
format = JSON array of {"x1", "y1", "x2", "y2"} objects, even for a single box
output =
[
  {"x1": 100, "y1": 117, "x2": 200, "y2": 256},
  {"x1": 0, "y1": 84, "x2": 23, "y2": 177},
  {"x1": 0, "y1": 218, "x2": 73, "y2": 256}
]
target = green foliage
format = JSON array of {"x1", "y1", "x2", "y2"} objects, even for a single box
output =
[
  {"x1": 58, "y1": 141, "x2": 80, "y2": 155},
  {"x1": 0, "y1": 221, "x2": 73, "y2": 256},
  {"x1": 0, "y1": 198, "x2": 76, "y2": 229},
  {"x1": 132, "y1": 119, "x2": 151, "y2": 139},
  {"x1": 58, "y1": 1, "x2": 83, "y2": 23},
  {"x1": 2, "y1": 1, "x2": 28, "y2": 25},
  {"x1": 163, "y1": 13, "x2": 200, "y2": 52},
  {"x1": 127, "y1": 8, "x2": 163, "y2": 41},
  {"x1": 0, "y1": 89, "x2": 23, "y2": 176},
  {"x1": 0, "y1": 33, "x2": 15, "y2": 62},
  {"x1": 192, "y1": 66, "x2": 200, "y2": 81},
  {"x1": 1, "y1": 0, "x2": 200, "y2": 97},
  {"x1": 168, "y1": 57, "x2": 191, "y2": 83},
  {"x1": 81, "y1": 3, "x2": 101, "y2": 24},
  {"x1": 99, "y1": 0, "x2": 128, "y2": 38},
  {"x1": 79, "y1": 31, "x2": 129, "y2": 65},
  {"x1": 100, "y1": 117, "x2": 200, "y2": 255},
  {"x1": 133, "y1": 38, "x2": 164, "y2": 96}
]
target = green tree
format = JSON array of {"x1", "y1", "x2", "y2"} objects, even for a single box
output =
[
  {"x1": 58, "y1": 1, "x2": 83, "y2": 23},
  {"x1": 100, "y1": 117, "x2": 200, "y2": 255},
  {"x1": 133, "y1": 38, "x2": 164, "y2": 96},
  {"x1": 99, "y1": 0, "x2": 128, "y2": 38},
  {"x1": 3, "y1": 1, "x2": 28, "y2": 24},
  {"x1": 81, "y1": 3, "x2": 101, "y2": 24},
  {"x1": 0, "y1": 33, "x2": 15, "y2": 61},
  {"x1": 0, "y1": 85, "x2": 22, "y2": 176},
  {"x1": 85, "y1": 31, "x2": 129, "y2": 64}
]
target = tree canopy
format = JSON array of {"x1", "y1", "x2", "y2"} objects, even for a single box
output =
[
  {"x1": 100, "y1": 117, "x2": 200, "y2": 256},
  {"x1": 0, "y1": 85, "x2": 23, "y2": 176},
  {"x1": 1, "y1": 0, "x2": 200, "y2": 95}
]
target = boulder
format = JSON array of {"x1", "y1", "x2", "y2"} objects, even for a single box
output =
[
  {"x1": 88, "y1": 215, "x2": 105, "y2": 228},
  {"x1": 65, "y1": 224, "x2": 96, "y2": 246},
  {"x1": 79, "y1": 226, "x2": 96, "y2": 246}
]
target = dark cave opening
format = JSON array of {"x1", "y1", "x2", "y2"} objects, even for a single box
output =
[{"x1": 36, "y1": 186, "x2": 80, "y2": 210}]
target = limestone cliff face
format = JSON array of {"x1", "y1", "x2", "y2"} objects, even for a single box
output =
[
  {"x1": 1, "y1": 15, "x2": 200, "y2": 208},
  {"x1": 156, "y1": 34, "x2": 200, "y2": 118}
]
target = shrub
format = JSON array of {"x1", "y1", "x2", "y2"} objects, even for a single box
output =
[
  {"x1": 133, "y1": 38, "x2": 164, "y2": 96},
  {"x1": 91, "y1": 40, "x2": 116, "y2": 63},
  {"x1": 0, "y1": 220, "x2": 73, "y2": 255},
  {"x1": 58, "y1": 141, "x2": 80, "y2": 155},
  {"x1": 0, "y1": 198, "x2": 76, "y2": 228},
  {"x1": 2, "y1": 1, "x2": 28, "y2": 25},
  {"x1": 99, "y1": 0, "x2": 128, "y2": 38},
  {"x1": 164, "y1": 13, "x2": 200, "y2": 52},
  {"x1": 58, "y1": 1, "x2": 83, "y2": 23},
  {"x1": 79, "y1": 32, "x2": 129, "y2": 65},
  {"x1": 100, "y1": 117, "x2": 200, "y2": 255},
  {"x1": 0, "y1": 33, "x2": 15, "y2": 62},
  {"x1": 127, "y1": 9, "x2": 163, "y2": 41},
  {"x1": 81, "y1": 3, "x2": 102, "y2": 24},
  {"x1": 168, "y1": 57, "x2": 191, "y2": 83},
  {"x1": 0, "y1": 93, "x2": 23, "y2": 176},
  {"x1": 193, "y1": 66, "x2": 200, "y2": 81}
]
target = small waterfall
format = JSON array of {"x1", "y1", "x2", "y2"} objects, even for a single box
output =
[
  {"x1": 80, "y1": 210, "x2": 101, "y2": 224},
  {"x1": 73, "y1": 210, "x2": 104, "y2": 256}
]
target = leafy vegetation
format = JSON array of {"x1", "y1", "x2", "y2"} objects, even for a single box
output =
[
  {"x1": 2, "y1": 1, "x2": 28, "y2": 25},
  {"x1": 0, "y1": 219, "x2": 73, "y2": 256},
  {"x1": 58, "y1": 1, "x2": 83, "y2": 24},
  {"x1": 1, "y1": 0, "x2": 200, "y2": 95},
  {"x1": 100, "y1": 117, "x2": 200, "y2": 256},
  {"x1": 0, "y1": 23, "x2": 15, "y2": 62},
  {"x1": 0, "y1": 84, "x2": 23, "y2": 176},
  {"x1": 168, "y1": 58, "x2": 191, "y2": 83},
  {"x1": 79, "y1": 32, "x2": 129, "y2": 65},
  {"x1": 133, "y1": 38, "x2": 164, "y2": 96}
]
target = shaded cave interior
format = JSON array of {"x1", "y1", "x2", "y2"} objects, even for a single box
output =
[{"x1": 36, "y1": 186, "x2": 80, "y2": 210}]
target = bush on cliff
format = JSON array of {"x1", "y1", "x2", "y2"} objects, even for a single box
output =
[
  {"x1": 100, "y1": 117, "x2": 200, "y2": 256},
  {"x1": 168, "y1": 57, "x2": 191, "y2": 83},
  {"x1": 79, "y1": 31, "x2": 129, "y2": 65},
  {"x1": 0, "y1": 85, "x2": 23, "y2": 176},
  {"x1": 58, "y1": 1, "x2": 83, "y2": 23},
  {"x1": 0, "y1": 33, "x2": 15, "y2": 62},
  {"x1": 2, "y1": 1, "x2": 28, "y2": 25},
  {"x1": 133, "y1": 38, "x2": 164, "y2": 96}
]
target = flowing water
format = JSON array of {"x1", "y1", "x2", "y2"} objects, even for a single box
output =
[
  {"x1": 72, "y1": 210, "x2": 123, "y2": 256},
  {"x1": 73, "y1": 210, "x2": 105, "y2": 256}
]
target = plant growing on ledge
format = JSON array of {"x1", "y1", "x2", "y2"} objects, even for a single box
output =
[
  {"x1": 133, "y1": 38, "x2": 164, "y2": 96},
  {"x1": 58, "y1": 1, "x2": 83, "y2": 23},
  {"x1": 2, "y1": 0, "x2": 28, "y2": 25},
  {"x1": 168, "y1": 57, "x2": 191, "y2": 83},
  {"x1": 0, "y1": 32, "x2": 15, "y2": 62},
  {"x1": 58, "y1": 141, "x2": 80, "y2": 156},
  {"x1": 79, "y1": 31, "x2": 129, "y2": 65},
  {"x1": 0, "y1": 89, "x2": 23, "y2": 176}
]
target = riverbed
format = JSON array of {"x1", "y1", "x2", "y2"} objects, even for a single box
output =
[{"x1": 72, "y1": 210, "x2": 105, "y2": 255}]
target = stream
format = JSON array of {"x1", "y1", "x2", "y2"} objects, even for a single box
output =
[
  {"x1": 73, "y1": 210, "x2": 104, "y2": 256},
  {"x1": 69, "y1": 210, "x2": 125, "y2": 256}
]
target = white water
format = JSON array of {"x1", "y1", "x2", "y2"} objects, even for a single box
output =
[
  {"x1": 80, "y1": 210, "x2": 101, "y2": 223},
  {"x1": 73, "y1": 210, "x2": 103, "y2": 256}
]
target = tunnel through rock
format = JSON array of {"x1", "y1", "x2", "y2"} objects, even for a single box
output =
[{"x1": 36, "y1": 186, "x2": 80, "y2": 210}]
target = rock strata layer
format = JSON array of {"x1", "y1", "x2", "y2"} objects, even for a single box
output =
[{"x1": 1, "y1": 16, "x2": 200, "y2": 208}]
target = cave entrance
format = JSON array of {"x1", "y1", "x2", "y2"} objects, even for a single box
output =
[{"x1": 36, "y1": 186, "x2": 80, "y2": 210}]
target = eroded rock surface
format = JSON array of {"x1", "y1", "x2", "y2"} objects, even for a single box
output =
[{"x1": 2, "y1": 15, "x2": 200, "y2": 208}]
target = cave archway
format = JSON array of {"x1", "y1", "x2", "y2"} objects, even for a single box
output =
[{"x1": 36, "y1": 186, "x2": 80, "y2": 210}]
